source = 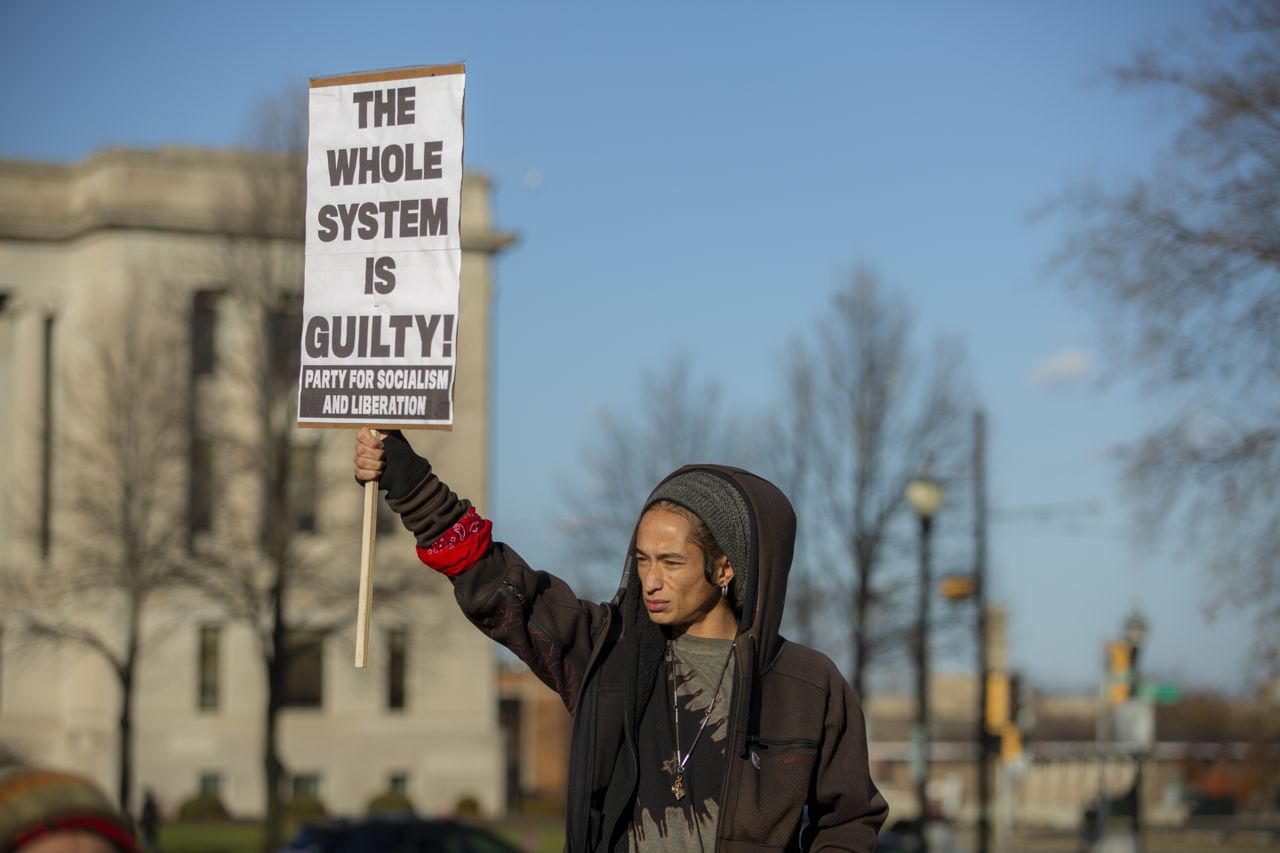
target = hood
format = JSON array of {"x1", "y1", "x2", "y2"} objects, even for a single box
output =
[{"x1": 615, "y1": 463, "x2": 797, "y2": 670}]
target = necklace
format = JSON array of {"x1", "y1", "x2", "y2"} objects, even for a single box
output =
[{"x1": 667, "y1": 638, "x2": 736, "y2": 801}]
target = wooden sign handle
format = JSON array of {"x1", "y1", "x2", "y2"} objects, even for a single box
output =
[{"x1": 354, "y1": 431, "x2": 381, "y2": 668}]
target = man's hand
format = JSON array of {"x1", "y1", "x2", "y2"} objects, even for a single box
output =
[
  {"x1": 353, "y1": 428, "x2": 430, "y2": 501},
  {"x1": 354, "y1": 428, "x2": 386, "y2": 483}
]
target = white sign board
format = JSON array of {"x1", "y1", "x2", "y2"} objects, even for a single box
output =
[
  {"x1": 298, "y1": 64, "x2": 465, "y2": 428},
  {"x1": 1113, "y1": 699, "x2": 1155, "y2": 751}
]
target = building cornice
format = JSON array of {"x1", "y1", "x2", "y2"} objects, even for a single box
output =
[{"x1": 0, "y1": 147, "x2": 518, "y2": 253}]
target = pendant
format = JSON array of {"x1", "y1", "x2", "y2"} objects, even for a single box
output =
[{"x1": 671, "y1": 773, "x2": 686, "y2": 801}]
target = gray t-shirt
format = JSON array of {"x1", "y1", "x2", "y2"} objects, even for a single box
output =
[{"x1": 626, "y1": 633, "x2": 737, "y2": 853}]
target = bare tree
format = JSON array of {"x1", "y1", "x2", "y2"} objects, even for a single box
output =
[
  {"x1": 762, "y1": 354, "x2": 824, "y2": 647},
  {"x1": 191, "y1": 86, "x2": 319, "y2": 852},
  {"x1": 1051, "y1": 0, "x2": 1280, "y2": 675},
  {"x1": 778, "y1": 267, "x2": 972, "y2": 699},
  {"x1": 558, "y1": 360, "x2": 756, "y2": 600},
  {"x1": 0, "y1": 283, "x2": 190, "y2": 813}
]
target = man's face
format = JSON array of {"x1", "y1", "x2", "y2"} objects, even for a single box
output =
[{"x1": 634, "y1": 508, "x2": 724, "y2": 633}]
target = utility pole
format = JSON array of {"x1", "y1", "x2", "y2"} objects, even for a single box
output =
[{"x1": 974, "y1": 410, "x2": 991, "y2": 853}]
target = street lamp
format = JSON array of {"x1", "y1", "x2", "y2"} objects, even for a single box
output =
[
  {"x1": 906, "y1": 469, "x2": 944, "y2": 850},
  {"x1": 1124, "y1": 609, "x2": 1147, "y2": 660},
  {"x1": 1124, "y1": 608, "x2": 1148, "y2": 851}
]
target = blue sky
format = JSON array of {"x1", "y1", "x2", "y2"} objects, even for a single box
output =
[{"x1": 1, "y1": 1, "x2": 1257, "y2": 695}]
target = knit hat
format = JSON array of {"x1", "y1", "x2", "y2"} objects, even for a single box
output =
[
  {"x1": 0, "y1": 766, "x2": 137, "y2": 852},
  {"x1": 645, "y1": 470, "x2": 753, "y2": 613}
]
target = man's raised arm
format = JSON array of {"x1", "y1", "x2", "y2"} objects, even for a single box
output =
[{"x1": 354, "y1": 428, "x2": 613, "y2": 713}]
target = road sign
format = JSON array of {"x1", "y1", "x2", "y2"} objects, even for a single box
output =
[
  {"x1": 1113, "y1": 699, "x2": 1155, "y2": 749},
  {"x1": 1139, "y1": 682, "x2": 1181, "y2": 703}
]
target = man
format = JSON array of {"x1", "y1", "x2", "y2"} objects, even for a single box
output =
[{"x1": 355, "y1": 429, "x2": 887, "y2": 853}]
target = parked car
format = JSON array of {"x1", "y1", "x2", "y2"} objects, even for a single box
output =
[{"x1": 280, "y1": 816, "x2": 521, "y2": 853}]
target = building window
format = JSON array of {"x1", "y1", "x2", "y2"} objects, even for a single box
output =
[
  {"x1": 188, "y1": 435, "x2": 213, "y2": 544},
  {"x1": 198, "y1": 625, "x2": 221, "y2": 711},
  {"x1": 282, "y1": 630, "x2": 324, "y2": 708},
  {"x1": 499, "y1": 697, "x2": 522, "y2": 810},
  {"x1": 199, "y1": 772, "x2": 221, "y2": 798},
  {"x1": 387, "y1": 628, "x2": 407, "y2": 711},
  {"x1": 388, "y1": 773, "x2": 408, "y2": 795},
  {"x1": 266, "y1": 296, "x2": 301, "y2": 383},
  {"x1": 291, "y1": 773, "x2": 320, "y2": 798},
  {"x1": 191, "y1": 289, "x2": 221, "y2": 377},
  {"x1": 288, "y1": 443, "x2": 319, "y2": 532}
]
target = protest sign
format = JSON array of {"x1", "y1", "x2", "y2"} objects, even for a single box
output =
[
  {"x1": 298, "y1": 64, "x2": 465, "y2": 667},
  {"x1": 299, "y1": 64, "x2": 465, "y2": 429}
]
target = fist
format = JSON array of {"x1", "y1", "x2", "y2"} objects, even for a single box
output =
[{"x1": 354, "y1": 428, "x2": 385, "y2": 483}]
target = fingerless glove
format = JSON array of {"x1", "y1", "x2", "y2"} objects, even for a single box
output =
[{"x1": 377, "y1": 430, "x2": 431, "y2": 502}]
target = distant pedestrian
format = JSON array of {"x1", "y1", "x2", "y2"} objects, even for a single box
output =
[{"x1": 139, "y1": 789, "x2": 160, "y2": 851}]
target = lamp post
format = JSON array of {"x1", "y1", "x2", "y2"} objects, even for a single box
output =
[
  {"x1": 906, "y1": 470, "x2": 944, "y2": 850},
  {"x1": 973, "y1": 411, "x2": 990, "y2": 853},
  {"x1": 1124, "y1": 608, "x2": 1148, "y2": 852}
]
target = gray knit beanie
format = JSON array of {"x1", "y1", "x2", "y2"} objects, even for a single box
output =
[{"x1": 645, "y1": 471, "x2": 753, "y2": 612}]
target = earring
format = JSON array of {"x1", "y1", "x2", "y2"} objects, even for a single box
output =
[{"x1": 720, "y1": 581, "x2": 729, "y2": 598}]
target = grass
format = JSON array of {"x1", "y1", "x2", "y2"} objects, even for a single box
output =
[
  {"x1": 159, "y1": 822, "x2": 266, "y2": 853},
  {"x1": 492, "y1": 819, "x2": 566, "y2": 853},
  {"x1": 158, "y1": 817, "x2": 566, "y2": 853}
]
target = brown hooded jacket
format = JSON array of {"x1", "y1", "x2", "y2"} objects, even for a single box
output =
[{"x1": 388, "y1": 460, "x2": 888, "y2": 852}]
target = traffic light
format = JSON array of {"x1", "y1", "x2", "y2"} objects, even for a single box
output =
[
  {"x1": 1107, "y1": 640, "x2": 1133, "y2": 706},
  {"x1": 985, "y1": 672, "x2": 1009, "y2": 730},
  {"x1": 1000, "y1": 725, "x2": 1022, "y2": 763},
  {"x1": 1003, "y1": 674, "x2": 1023, "y2": 762},
  {"x1": 985, "y1": 671, "x2": 1024, "y2": 763},
  {"x1": 940, "y1": 574, "x2": 977, "y2": 601}
]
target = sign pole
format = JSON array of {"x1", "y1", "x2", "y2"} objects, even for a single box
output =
[{"x1": 355, "y1": 476, "x2": 379, "y2": 668}]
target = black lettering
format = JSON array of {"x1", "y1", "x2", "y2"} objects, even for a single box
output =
[
  {"x1": 404, "y1": 142, "x2": 424, "y2": 181},
  {"x1": 357, "y1": 315, "x2": 371, "y2": 357},
  {"x1": 423, "y1": 141, "x2": 443, "y2": 178},
  {"x1": 381, "y1": 144, "x2": 404, "y2": 182},
  {"x1": 358, "y1": 146, "x2": 379, "y2": 184},
  {"x1": 353, "y1": 91, "x2": 374, "y2": 128},
  {"x1": 415, "y1": 314, "x2": 441, "y2": 357},
  {"x1": 421, "y1": 197, "x2": 448, "y2": 236},
  {"x1": 305, "y1": 316, "x2": 329, "y2": 357},
  {"x1": 379, "y1": 200, "x2": 399, "y2": 237},
  {"x1": 332, "y1": 316, "x2": 356, "y2": 358},
  {"x1": 369, "y1": 316, "x2": 391, "y2": 358},
  {"x1": 400, "y1": 201, "x2": 419, "y2": 238},
  {"x1": 442, "y1": 314, "x2": 455, "y2": 357},
  {"x1": 337, "y1": 203, "x2": 359, "y2": 240},
  {"x1": 375, "y1": 256, "x2": 396, "y2": 294},
  {"x1": 398, "y1": 87, "x2": 415, "y2": 124},
  {"x1": 357, "y1": 202, "x2": 379, "y2": 240},
  {"x1": 326, "y1": 149, "x2": 357, "y2": 187},
  {"x1": 389, "y1": 315, "x2": 412, "y2": 357},
  {"x1": 374, "y1": 89, "x2": 396, "y2": 127},
  {"x1": 317, "y1": 205, "x2": 338, "y2": 242}
]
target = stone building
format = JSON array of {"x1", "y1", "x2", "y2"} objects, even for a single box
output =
[{"x1": 0, "y1": 146, "x2": 515, "y2": 818}]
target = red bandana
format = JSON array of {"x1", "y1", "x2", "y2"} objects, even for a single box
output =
[{"x1": 417, "y1": 507, "x2": 492, "y2": 577}]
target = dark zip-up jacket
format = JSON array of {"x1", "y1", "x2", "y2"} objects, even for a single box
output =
[{"x1": 388, "y1": 462, "x2": 888, "y2": 853}]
